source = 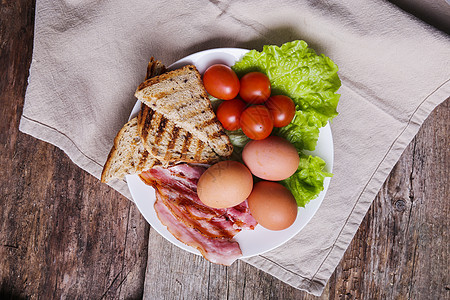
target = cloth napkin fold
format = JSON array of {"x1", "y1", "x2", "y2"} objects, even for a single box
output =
[{"x1": 20, "y1": 0, "x2": 450, "y2": 296}]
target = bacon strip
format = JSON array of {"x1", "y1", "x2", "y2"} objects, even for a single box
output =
[
  {"x1": 226, "y1": 201, "x2": 258, "y2": 230},
  {"x1": 140, "y1": 164, "x2": 204, "y2": 193},
  {"x1": 154, "y1": 192, "x2": 242, "y2": 266},
  {"x1": 155, "y1": 184, "x2": 241, "y2": 239},
  {"x1": 140, "y1": 165, "x2": 257, "y2": 230},
  {"x1": 140, "y1": 163, "x2": 257, "y2": 265}
]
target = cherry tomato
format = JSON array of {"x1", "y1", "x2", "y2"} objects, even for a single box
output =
[
  {"x1": 265, "y1": 95, "x2": 296, "y2": 127},
  {"x1": 240, "y1": 105, "x2": 274, "y2": 140},
  {"x1": 216, "y1": 98, "x2": 247, "y2": 131},
  {"x1": 239, "y1": 72, "x2": 271, "y2": 104},
  {"x1": 202, "y1": 64, "x2": 240, "y2": 100}
]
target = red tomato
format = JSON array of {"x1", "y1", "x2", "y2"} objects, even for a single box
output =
[
  {"x1": 202, "y1": 64, "x2": 240, "y2": 100},
  {"x1": 265, "y1": 95, "x2": 296, "y2": 127},
  {"x1": 240, "y1": 105, "x2": 274, "y2": 140},
  {"x1": 216, "y1": 98, "x2": 247, "y2": 131},
  {"x1": 239, "y1": 72, "x2": 271, "y2": 104}
]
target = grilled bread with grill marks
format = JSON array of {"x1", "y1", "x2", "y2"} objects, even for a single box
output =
[
  {"x1": 101, "y1": 117, "x2": 159, "y2": 183},
  {"x1": 138, "y1": 60, "x2": 223, "y2": 164},
  {"x1": 145, "y1": 57, "x2": 167, "y2": 83},
  {"x1": 102, "y1": 59, "x2": 232, "y2": 183},
  {"x1": 138, "y1": 106, "x2": 222, "y2": 163},
  {"x1": 134, "y1": 65, "x2": 233, "y2": 158}
]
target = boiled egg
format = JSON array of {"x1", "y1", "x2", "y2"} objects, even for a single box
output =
[
  {"x1": 247, "y1": 181, "x2": 298, "y2": 231},
  {"x1": 197, "y1": 160, "x2": 253, "y2": 209},
  {"x1": 242, "y1": 136, "x2": 299, "y2": 181}
]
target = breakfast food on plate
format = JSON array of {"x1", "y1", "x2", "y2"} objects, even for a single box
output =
[
  {"x1": 242, "y1": 136, "x2": 300, "y2": 181},
  {"x1": 137, "y1": 104, "x2": 222, "y2": 164},
  {"x1": 102, "y1": 40, "x2": 340, "y2": 265},
  {"x1": 139, "y1": 164, "x2": 257, "y2": 265},
  {"x1": 197, "y1": 160, "x2": 253, "y2": 209},
  {"x1": 101, "y1": 58, "x2": 231, "y2": 183},
  {"x1": 227, "y1": 40, "x2": 339, "y2": 208},
  {"x1": 102, "y1": 58, "x2": 253, "y2": 265},
  {"x1": 137, "y1": 58, "x2": 223, "y2": 164},
  {"x1": 134, "y1": 65, "x2": 233, "y2": 158},
  {"x1": 247, "y1": 181, "x2": 298, "y2": 231},
  {"x1": 100, "y1": 117, "x2": 159, "y2": 183}
]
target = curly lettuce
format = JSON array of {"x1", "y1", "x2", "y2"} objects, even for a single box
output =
[
  {"x1": 226, "y1": 40, "x2": 339, "y2": 207},
  {"x1": 232, "y1": 40, "x2": 341, "y2": 151},
  {"x1": 280, "y1": 154, "x2": 332, "y2": 207}
]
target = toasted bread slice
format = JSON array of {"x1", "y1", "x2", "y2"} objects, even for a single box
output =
[
  {"x1": 138, "y1": 60, "x2": 222, "y2": 163},
  {"x1": 101, "y1": 117, "x2": 159, "y2": 183},
  {"x1": 138, "y1": 104, "x2": 221, "y2": 163},
  {"x1": 145, "y1": 58, "x2": 168, "y2": 82},
  {"x1": 134, "y1": 65, "x2": 233, "y2": 158}
]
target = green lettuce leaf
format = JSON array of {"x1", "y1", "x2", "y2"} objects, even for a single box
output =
[
  {"x1": 225, "y1": 128, "x2": 251, "y2": 149},
  {"x1": 232, "y1": 40, "x2": 341, "y2": 151},
  {"x1": 273, "y1": 109, "x2": 322, "y2": 151},
  {"x1": 208, "y1": 95, "x2": 223, "y2": 111},
  {"x1": 224, "y1": 129, "x2": 250, "y2": 163},
  {"x1": 280, "y1": 153, "x2": 333, "y2": 207}
]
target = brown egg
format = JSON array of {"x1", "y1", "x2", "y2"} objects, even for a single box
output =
[
  {"x1": 247, "y1": 181, "x2": 298, "y2": 231},
  {"x1": 197, "y1": 160, "x2": 253, "y2": 209},
  {"x1": 242, "y1": 136, "x2": 299, "y2": 181}
]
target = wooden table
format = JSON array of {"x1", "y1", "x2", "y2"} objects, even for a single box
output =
[{"x1": 1, "y1": 2, "x2": 448, "y2": 299}]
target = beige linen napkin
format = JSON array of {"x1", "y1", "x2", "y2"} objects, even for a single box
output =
[{"x1": 20, "y1": 0, "x2": 450, "y2": 296}]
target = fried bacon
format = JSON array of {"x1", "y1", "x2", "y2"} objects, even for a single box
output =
[
  {"x1": 154, "y1": 195, "x2": 242, "y2": 265},
  {"x1": 140, "y1": 164, "x2": 257, "y2": 265}
]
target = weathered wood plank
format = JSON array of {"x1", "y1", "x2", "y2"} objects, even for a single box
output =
[
  {"x1": 407, "y1": 99, "x2": 449, "y2": 299},
  {"x1": 0, "y1": 1, "x2": 150, "y2": 299},
  {"x1": 328, "y1": 99, "x2": 449, "y2": 299}
]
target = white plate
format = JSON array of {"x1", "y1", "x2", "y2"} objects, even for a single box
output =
[{"x1": 127, "y1": 48, "x2": 334, "y2": 259}]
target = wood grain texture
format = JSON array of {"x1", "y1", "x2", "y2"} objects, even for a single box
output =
[
  {"x1": 1, "y1": 1, "x2": 449, "y2": 299},
  {"x1": 0, "y1": 1, "x2": 149, "y2": 299},
  {"x1": 327, "y1": 99, "x2": 449, "y2": 300}
]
